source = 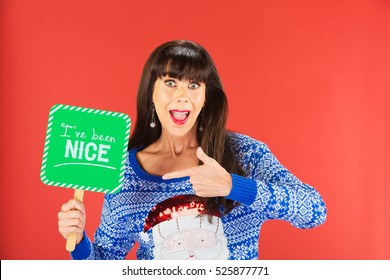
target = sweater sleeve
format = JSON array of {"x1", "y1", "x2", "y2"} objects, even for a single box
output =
[
  {"x1": 70, "y1": 193, "x2": 135, "y2": 260},
  {"x1": 226, "y1": 133, "x2": 327, "y2": 229},
  {"x1": 70, "y1": 232, "x2": 93, "y2": 259}
]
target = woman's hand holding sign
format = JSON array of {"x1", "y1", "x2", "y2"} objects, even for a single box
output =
[{"x1": 58, "y1": 194, "x2": 86, "y2": 247}]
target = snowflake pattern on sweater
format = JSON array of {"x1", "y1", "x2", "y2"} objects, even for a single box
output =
[{"x1": 71, "y1": 133, "x2": 326, "y2": 260}]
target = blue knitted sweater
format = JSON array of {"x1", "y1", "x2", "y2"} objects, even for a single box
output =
[{"x1": 71, "y1": 133, "x2": 326, "y2": 260}]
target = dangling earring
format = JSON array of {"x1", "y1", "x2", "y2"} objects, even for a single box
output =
[
  {"x1": 150, "y1": 103, "x2": 156, "y2": 128},
  {"x1": 199, "y1": 107, "x2": 204, "y2": 132}
]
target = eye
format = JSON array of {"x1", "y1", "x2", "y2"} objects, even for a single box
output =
[
  {"x1": 165, "y1": 79, "x2": 176, "y2": 87},
  {"x1": 188, "y1": 82, "x2": 200, "y2": 89}
]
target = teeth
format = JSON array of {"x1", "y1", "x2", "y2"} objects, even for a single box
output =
[{"x1": 171, "y1": 111, "x2": 189, "y2": 121}]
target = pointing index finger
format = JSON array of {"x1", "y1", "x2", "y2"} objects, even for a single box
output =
[{"x1": 162, "y1": 168, "x2": 193, "y2": 180}]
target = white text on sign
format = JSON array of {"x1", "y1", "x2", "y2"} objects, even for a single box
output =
[{"x1": 60, "y1": 123, "x2": 116, "y2": 163}]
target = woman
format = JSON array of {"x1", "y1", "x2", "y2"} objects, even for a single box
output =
[{"x1": 58, "y1": 40, "x2": 326, "y2": 260}]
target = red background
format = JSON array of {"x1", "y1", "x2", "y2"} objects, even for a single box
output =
[{"x1": 1, "y1": 0, "x2": 389, "y2": 259}]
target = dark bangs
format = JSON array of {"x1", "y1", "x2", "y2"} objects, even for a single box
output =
[{"x1": 153, "y1": 44, "x2": 211, "y2": 83}]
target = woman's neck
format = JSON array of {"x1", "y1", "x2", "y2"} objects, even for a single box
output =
[{"x1": 151, "y1": 129, "x2": 199, "y2": 156}]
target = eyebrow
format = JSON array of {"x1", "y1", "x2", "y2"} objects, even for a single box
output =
[{"x1": 161, "y1": 76, "x2": 203, "y2": 83}]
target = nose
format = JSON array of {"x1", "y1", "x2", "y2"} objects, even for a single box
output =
[
  {"x1": 188, "y1": 252, "x2": 195, "y2": 260},
  {"x1": 176, "y1": 86, "x2": 189, "y2": 103}
]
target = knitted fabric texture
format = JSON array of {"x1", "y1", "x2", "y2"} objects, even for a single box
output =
[{"x1": 71, "y1": 133, "x2": 326, "y2": 260}]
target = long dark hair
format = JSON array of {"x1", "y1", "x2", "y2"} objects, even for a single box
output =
[{"x1": 129, "y1": 40, "x2": 245, "y2": 214}]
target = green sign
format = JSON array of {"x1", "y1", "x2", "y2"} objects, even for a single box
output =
[{"x1": 40, "y1": 104, "x2": 131, "y2": 194}]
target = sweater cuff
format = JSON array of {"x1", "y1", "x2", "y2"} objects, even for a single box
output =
[
  {"x1": 226, "y1": 174, "x2": 257, "y2": 205},
  {"x1": 70, "y1": 231, "x2": 92, "y2": 260}
]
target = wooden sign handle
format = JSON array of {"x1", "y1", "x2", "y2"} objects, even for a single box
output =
[{"x1": 65, "y1": 189, "x2": 85, "y2": 252}]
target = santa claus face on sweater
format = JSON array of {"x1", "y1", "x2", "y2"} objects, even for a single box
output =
[
  {"x1": 152, "y1": 214, "x2": 229, "y2": 260},
  {"x1": 143, "y1": 195, "x2": 230, "y2": 260}
]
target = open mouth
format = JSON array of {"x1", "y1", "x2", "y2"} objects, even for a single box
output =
[{"x1": 169, "y1": 110, "x2": 190, "y2": 125}]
